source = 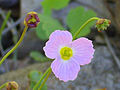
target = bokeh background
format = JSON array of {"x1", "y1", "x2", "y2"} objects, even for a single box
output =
[{"x1": 0, "y1": 0, "x2": 120, "y2": 90}]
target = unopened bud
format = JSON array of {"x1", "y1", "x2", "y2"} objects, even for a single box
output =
[
  {"x1": 24, "y1": 11, "x2": 40, "y2": 28},
  {"x1": 96, "y1": 19, "x2": 111, "y2": 32},
  {"x1": 6, "y1": 81, "x2": 18, "y2": 90},
  {"x1": 96, "y1": 88, "x2": 106, "y2": 90}
]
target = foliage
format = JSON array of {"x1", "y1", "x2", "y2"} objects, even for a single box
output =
[
  {"x1": 36, "y1": 14, "x2": 64, "y2": 40},
  {"x1": 66, "y1": 6, "x2": 96, "y2": 38},
  {"x1": 28, "y1": 71, "x2": 47, "y2": 90},
  {"x1": 41, "y1": 0, "x2": 70, "y2": 16},
  {"x1": 30, "y1": 51, "x2": 49, "y2": 62},
  {"x1": 0, "y1": 11, "x2": 11, "y2": 39}
]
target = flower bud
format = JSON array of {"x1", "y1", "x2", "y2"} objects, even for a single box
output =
[
  {"x1": 96, "y1": 88, "x2": 106, "y2": 90},
  {"x1": 96, "y1": 19, "x2": 111, "y2": 32},
  {"x1": 6, "y1": 81, "x2": 19, "y2": 90},
  {"x1": 24, "y1": 11, "x2": 40, "y2": 28}
]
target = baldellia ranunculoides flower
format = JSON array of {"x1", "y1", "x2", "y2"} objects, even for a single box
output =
[
  {"x1": 24, "y1": 11, "x2": 40, "y2": 28},
  {"x1": 96, "y1": 18, "x2": 111, "y2": 32},
  {"x1": 43, "y1": 30, "x2": 95, "y2": 82},
  {"x1": 6, "y1": 81, "x2": 18, "y2": 90}
]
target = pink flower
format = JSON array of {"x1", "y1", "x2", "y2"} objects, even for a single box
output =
[{"x1": 43, "y1": 30, "x2": 95, "y2": 82}]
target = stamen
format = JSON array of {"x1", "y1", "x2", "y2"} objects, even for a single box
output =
[{"x1": 60, "y1": 47, "x2": 73, "y2": 60}]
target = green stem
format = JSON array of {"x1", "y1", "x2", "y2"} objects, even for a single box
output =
[
  {"x1": 33, "y1": 67, "x2": 51, "y2": 90},
  {"x1": 0, "y1": 10, "x2": 11, "y2": 39},
  {"x1": 0, "y1": 82, "x2": 7, "y2": 89},
  {"x1": 73, "y1": 17, "x2": 100, "y2": 40},
  {"x1": 0, "y1": 26, "x2": 28, "y2": 66},
  {"x1": 38, "y1": 68, "x2": 52, "y2": 90}
]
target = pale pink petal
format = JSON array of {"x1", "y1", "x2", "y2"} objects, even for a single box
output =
[
  {"x1": 43, "y1": 30, "x2": 72, "y2": 59},
  {"x1": 71, "y1": 37, "x2": 95, "y2": 65},
  {"x1": 51, "y1": 57, "x2": 80, "y2": 82}
]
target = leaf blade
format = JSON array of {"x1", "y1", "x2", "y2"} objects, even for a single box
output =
[{"x1": 66, "y1": 6, "x2": 96, "y2": 38}]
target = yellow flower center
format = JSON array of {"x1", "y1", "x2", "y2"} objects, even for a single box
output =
[{"x1": 60, "y1": 47, "x2": 73, "y2": 60}]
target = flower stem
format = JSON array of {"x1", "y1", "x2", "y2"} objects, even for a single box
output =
[
  {"x1": 38, "y1": 68, "x2": 52, "y2": 90},
  {"x1": 73, "y1": 17, "x2": 100, "y2": 40},
  {"x1": 33, "y1": 67, "x2": 51, "y2": 90},
  {"x1": 0, "y1": 26, "x2": 28, "y2": 66},
  {"x1": 0, "y1": 82, "x2": 7, "y2": 89}
]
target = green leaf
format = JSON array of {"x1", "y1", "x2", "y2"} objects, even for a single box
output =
[
  {"x1": 0, "y1": 11, "x2": 11, "y2": 40},
  {"x1": 30, "y1": 51, "x2": 49, "y2": 62},
  {"x1": 66, "y1": 6, "x2": 96, "y2": 38},
  {"x1": 28, "y1": 71, "x2": 47, "y2": 90},
  {"x1": 41, "y1": 0, "x2": 70, "y2": 15},
  {"x1": 36, "y1": 14, "x2": 64, "y2": 40}
]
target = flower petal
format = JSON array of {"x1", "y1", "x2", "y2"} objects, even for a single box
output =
[
  {"x1": 51, "y1": 57, "x2": 80, "y2": 82},
  {"x1": 43, "y1": 30, "x2": 72, "y2": 59},
  {"x1": 71, "y1": 37, "x2": 95, "y2": 65}
]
